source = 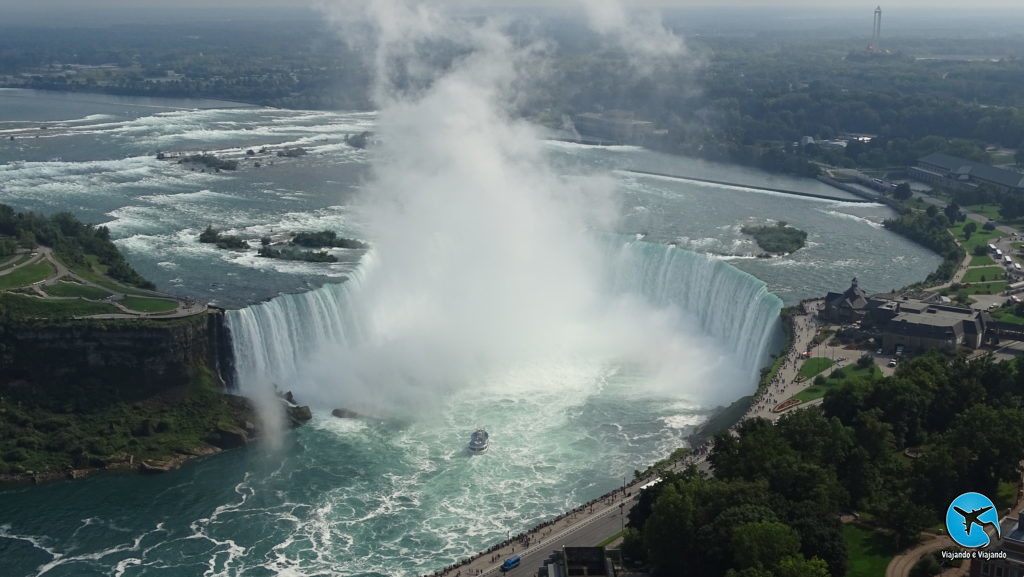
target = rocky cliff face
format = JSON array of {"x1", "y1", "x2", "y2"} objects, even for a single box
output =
[{"x1": 0, "y1": 311, "x2": 226, "y2": 410}]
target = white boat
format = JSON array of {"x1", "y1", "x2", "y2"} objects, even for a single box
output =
[{"x1": 468, "y1": 429, "x2": 489, "y2": 453}]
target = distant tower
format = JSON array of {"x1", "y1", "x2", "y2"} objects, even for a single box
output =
[{"x1": 871, "y1": 6, "x2": 882, "y2": 51}]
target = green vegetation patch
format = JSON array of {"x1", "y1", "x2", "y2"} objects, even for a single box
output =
[
  {"x1": 199, "y1": 225, "x2": 249, "y2": 250},
  {"x1": 960, "y1": 281, "x2": 1007, "y2": 295},
  {"x1": 969, "y1": 254, "x2": 996, "y2": 266},
  {"x1": 0, "y1": 292, "x2": 120, "y2": 319},
  {"x1": 0, "y1": 260, "x2": 55, "y2": 290},
  {"x1": 964, "y1": 204, "x2": 1002, "y2": 221},
  {"x1": 990, "y1": 308, "x2": 1024, "y2": 325},
  {"x1": 257, "y1": 245, "x2": 337, "y2": 262},
  {"x1": 797, "y1": 357, "x2": 834, "y2": 380},
  {"x1": 291, "y1": 230, "x2": 368, "y2": 249},
  {"x1": 42, "y1": 281, "x2": 113, "y2": 300},
  {"x1": 843, "y1": 525, "x2": 896, "y2": 577},
  {"x1": 949, "y1": 219, "x2": 1000, "y2": 254},
  {"x1": 740, "y1": 223, "x2": 808, "y2": 254},
  {"x1": 0, "y1": 253, "x2": 33, "y2": 271},
  {"x1": 794, "y1": 364, "x2": 881, "y2": 403},
  {"x1": 120, "y1": 296, "x2": 178, "y2": 314},
  {"x1": 0, "y1": 365, "x2": 254, "y2": 476},
  {"x1": 884, "y1": 211, "x2": 963, "y2": 284},
  {"x1": 68, "y1": 255, "x2": 152, "y2": 297},
  {"x1": 962, "y1": 266, "x2": 1005, "y2": 283}
]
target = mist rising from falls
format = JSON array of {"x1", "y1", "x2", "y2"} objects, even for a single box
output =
[
  {"x1": 225, "y1": 0, "x2": 781, "y2": 422},
  {"x1": 226, "y1": 240, "x2": 783, "y2": 415}
]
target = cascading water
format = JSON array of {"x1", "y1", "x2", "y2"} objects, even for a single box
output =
[
  {"x1": 226, "y1": 238, "x2": 783, "y2": 408},
  {"x1": 605, "y1": 238, "x2": 784, "y2": 377}
]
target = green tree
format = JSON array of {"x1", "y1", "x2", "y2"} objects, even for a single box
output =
[
  {"x1": 644, "y1": 483, "x2": 695, "y2": 576},
  {"x1": 776, "y1": 556, "x2": 831, "y2": 577},
  {"x1": 732, "y1": 521, "x2": 801, "y2": 570},
  {"x1": 944, "y1": 202, "x2": 963, "y2": 223},
  {"x1": 894, "y1": 182, "x2": 912, "y2": 200},
  {"x1": 963, "y1": 221, "x2": 977, "y2": 239}
]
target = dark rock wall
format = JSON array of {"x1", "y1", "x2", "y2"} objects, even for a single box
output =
[{"x1": 0, "y1": 312, "x2": 227, "y2": 410}]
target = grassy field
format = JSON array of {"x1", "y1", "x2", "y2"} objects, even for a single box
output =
[
  {"x1": 0, "y1": 253, "x2": 33, "y2": 271},
  {"x1": 798, "y1": 357, "x2": 834, "y2": 380},
  {"x1": 843, "y1": 525, "x2": 896, "y2": 577},
  {"x1": 121, "y1": 296, "x2": 178, "y2": 313},
  {"x1": 0, "y1": 293, "x2": 121, "y2": 318},
  {"x1": 67, "y1": 254, "x2": 153, "y2": 297},
  {"x1": 958, "y1": 282, "x2": 1007, "y2": 295},
  {"x1": 949, "y1": 220, "x2": 1001, "y2": 254},
  {"x1": 794, "y1": 364, "x2": 881, "y2": 403},
  {"x1": 969, "y1": 254, "x2": 996, "y2": 266},
  {"x1": 0, "y1": 260, "x2": 55, "y2": 290},
  {"x1": 42, "y1": 281, "x2": 113, "y2": 300},
  {"x1": 962, "y1": 266, "x2": 1005, "y2": 283},
  {"x1": 964, "y1": 204, "x2": 1002, "y2": 221},
  {"x1": 989, "y1": 308, "x2": 1024, "y2": 325}
]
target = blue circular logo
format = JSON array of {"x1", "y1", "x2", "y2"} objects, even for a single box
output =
[{"x1": 946, "y1": 492, "x2": 1001, "y2": 548}]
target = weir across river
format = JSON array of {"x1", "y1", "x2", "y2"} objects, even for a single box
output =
[{"x1": 622, "y1": 169, "x2": 874, "y2": 203}]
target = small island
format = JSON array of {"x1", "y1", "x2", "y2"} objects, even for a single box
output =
[
  {"x1": 256, "y1": 230, "x2": 368, "y2": 263},
  {"x1": 741, "y1": 221, "x2": 808, "y2": 255},
  {"x1": 199, "y1": 225, "x2": 249, "y2": 250}
]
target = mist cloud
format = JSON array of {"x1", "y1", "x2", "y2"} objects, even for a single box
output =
[
  {"x1": 305, "y1": 0, "x2": 747, "y2": 417},
  {"x1": 578, "y1": 0, "x2": 685, "y2": 66}
]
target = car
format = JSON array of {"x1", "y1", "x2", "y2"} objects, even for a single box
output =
[
  {"x1": 888, "y1": 359, "x2": 898, "y2": 367},
  {"x1": 875, "y1": 348, "x2": 883, "y2": 355}
]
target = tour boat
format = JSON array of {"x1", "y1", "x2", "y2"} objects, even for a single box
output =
[{"x1": 468, "y1": 429, "x2": 489, "y2": 453}]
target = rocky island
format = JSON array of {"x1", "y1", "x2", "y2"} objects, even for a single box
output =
[{"x1": 741, "y1": 221, "x2": 808, "y2": 256}]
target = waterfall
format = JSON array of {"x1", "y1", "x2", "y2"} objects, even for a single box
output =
[
  {"x1": 226, "y1": 273, "x2": 368, "y2": 395},
  {"x1": 604, "y1": 239, "x2": 784, "y2": 377},
  {"x1": 225, "y1": 240, "x2": 783, "y2": 400}
]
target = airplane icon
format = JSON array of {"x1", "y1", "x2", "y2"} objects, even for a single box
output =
[{"x1": 953, "y1": 506, "x2": 996, "y2": 536}]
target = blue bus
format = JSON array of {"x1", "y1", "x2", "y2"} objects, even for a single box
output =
[{"x1": 501, "y1": 556, "x2": 521, "y2": 572}]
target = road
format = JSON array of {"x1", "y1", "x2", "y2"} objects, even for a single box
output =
[{"x1": 428, "y1": 486, "x2": 639, "y2": 577}]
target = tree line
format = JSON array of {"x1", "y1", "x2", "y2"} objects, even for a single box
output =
[
  {"x1": 0, "y1": 204, "x2": 153, "y2": 290},
  {"x1": 624, "y1": 350, "x2": 1024, "y2": 576}
]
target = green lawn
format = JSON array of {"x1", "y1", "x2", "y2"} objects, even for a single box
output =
[
  {"x1": 42, "y1": 281, "x2": 113, "y2": 300},
  {"x1": 66, "y1": 255, "x2": 153, "y2": 297},
  {"x1": 964, "y1": 204, "x2": 1002, "y2": 221},
  {"x1": 949, "y1": 220, "x2": 1001, "y2": 254},
  {"x1": 0, "y1": 261, "x2": 55, "y2": 290},
  {"x1": 843, "y1": 524, "x2": 896, "y2": 577},
  {"x1": 120, "y1": 296, "x2": 178, "y2": 313},
  {"x1": 798, "y1": 357, "x2": 834, "y2": 380},
  {"x1": 794, "y1": 364, "x2": 881, "y2": 403},
  {"x1": 0, "y1": 253, "x2": 33, "y2": 271},
  {"x1": 969, "y1": 254, "x2": 996, "y2": 266},
  {"x1": 989, "y1": 309, "x2": 1024, "y2": 325},
  {"x1": 0, "y1": 293, "x2": 121, "y2": 318},
  {"x1": 962, "y1": 266, "x2": 1005, "y2": 283},
  {"x1": 960, "y1": 281, "x2": 1007, "y2": 295}
]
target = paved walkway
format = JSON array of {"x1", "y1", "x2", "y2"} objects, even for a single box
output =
[{"x1": 426, "y1": 483, "x2": 640, "y2": 577}]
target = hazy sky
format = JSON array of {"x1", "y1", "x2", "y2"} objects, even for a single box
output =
[{"x1": 1, "y1": 0, "x2": 1020, "y2": 27}]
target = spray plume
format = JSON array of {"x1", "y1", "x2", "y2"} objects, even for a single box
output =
[{"x1": 299, "y1": 0, "x2": 751, "y2": 417}]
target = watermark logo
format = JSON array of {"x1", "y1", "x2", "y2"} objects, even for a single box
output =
[{"x1": 946, "y1": 492, "x2": 1001, "y2": 549}]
